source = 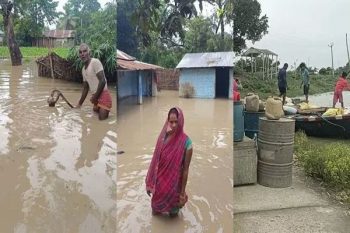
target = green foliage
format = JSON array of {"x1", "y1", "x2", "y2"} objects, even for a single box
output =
[
  {"x1": 238, "y1": 72, "x2": 336, "y2": 100},
  {"x1": 295, "y1": 132, "x2": 350, "y2": 202},
  {"x1": 319, "y1": 68, "x2": 328, "y2": 75},
  {"x1": 139, "y1": 40, "x2": 185, "y2": 68},
  {"x1": 12, "y1": 0, "x2": 59, "y2": 46},
  {"x1": 62, "y1": 0, "x2": 101, "y2": 43},
  {"x1": 0, "y1": 46, "x2": 69, "y2": 58},
  {"x1": 184, "y1": 16, "x2": 233, "y2": 52},
  {"x1": 233, "y1": 0, "x2": 269, "y2": 53},
  {"x1": 133, "y1": 0, "x2": 208, "y2": 46},
  {"x1": 67, "y1": 42, "x2": 116, "y2": 77},
  {"x1": 117, "y1": 0, "x2": 139, "y2": 57}
]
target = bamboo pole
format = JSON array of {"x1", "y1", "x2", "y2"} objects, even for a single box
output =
[
  {"x1": 48, "y1": 42, "x2": 55, "y2": 79},
  {"x1": 262, "y1": 54, "x2": 265, "y2": 80}
]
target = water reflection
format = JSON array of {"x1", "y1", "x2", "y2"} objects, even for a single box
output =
[
  {"x1": 0, "y1": 59, "x2": 116, "y2": 233},
  {"x1": 117, "y1": 91, "x2": 233, "y2": 232}
]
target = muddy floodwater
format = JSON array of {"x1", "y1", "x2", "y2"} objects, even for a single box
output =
[
  {"x1": 302, "y1": 92, "x2": 350, "y2": 143},
  {"x1": 117, "y1": 91, "x2": 233, "y2": 233},
  {"x1": 0, "y1": 60, "x2": 116, "y2": 233},
  {"x1": 305, "y1": 92, "x2": 350, "y2": 108}
]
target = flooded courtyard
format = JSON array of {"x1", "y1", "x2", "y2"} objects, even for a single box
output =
[
  {"x1": 117, "y1": 91, "x2": 233, "y2": 232},
  {"x1": 0, "y1": 60, "x2": 116, "y2": 233}
]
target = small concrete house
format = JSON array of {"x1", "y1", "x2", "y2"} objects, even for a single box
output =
[
  {"x1": 116, "y1": 49, "x2": 162, "y2": 104},
  {"x1": 176, "y1": 52, "x2": 234, "y2": 99}
]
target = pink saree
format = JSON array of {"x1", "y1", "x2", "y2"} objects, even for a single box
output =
[{"x1": 145, "y1": 107, "x2": 188, "y2": 213}]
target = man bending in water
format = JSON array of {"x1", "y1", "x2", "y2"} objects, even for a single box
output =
[{"x1": 76, "y1": 43, "x2": 112, "y2": 120}]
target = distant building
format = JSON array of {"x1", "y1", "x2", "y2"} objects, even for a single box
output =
[
  {"x1": 176, "y1": 52, "x2": 234, "y2": 99},
  {"x1": 33, "y1": 29, "x2": 75, "y2": 47}
]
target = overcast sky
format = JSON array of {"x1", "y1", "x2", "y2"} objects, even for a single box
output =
[{"x1": 245, "y1": 0, "x2": 350, "y2": 69}]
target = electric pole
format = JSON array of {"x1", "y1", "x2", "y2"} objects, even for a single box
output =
[{"x1": 328, "y1": 42, "x2": 334, "y2": 78}]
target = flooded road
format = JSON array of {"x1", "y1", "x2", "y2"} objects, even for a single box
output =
[
  {"x1": 117, "y1": 91, "x2": 233, "y2": 233},
  {"x1": 0, "y1": 60, "x2": 116, "y2": 233}
]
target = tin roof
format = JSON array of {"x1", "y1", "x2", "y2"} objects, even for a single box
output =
[
  {"x1": 176, "y1": 52, "x2": 234, "y2": 68},
  {"x1": 116, "y1": 49, "x2": 163, "y2": 70},
  {"x1": 44, "y1": 30, "x2": 75, "y2": 39},
  {"x1": 242, "y1": 47, "x2": 277, "y2": 57}
]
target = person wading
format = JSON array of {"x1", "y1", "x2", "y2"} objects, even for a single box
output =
[
  {"x1": 76, "y1": 43, "x2": 112, "y2": 120},
  {"x1": 146, "y1": 107, "x2": 193, "y2": 217}
]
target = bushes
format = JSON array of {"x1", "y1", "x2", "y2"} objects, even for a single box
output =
[{"x1": 295, "y1": 132, "x2": 350, "y2": 202}]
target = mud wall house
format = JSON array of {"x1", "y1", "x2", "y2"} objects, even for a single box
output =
[
  {"x1": 34, "y1": 30, "x2": 75, "y2": 47},
  {"x1": 176, "y1": 52, "x2": 234, "y2": 99},
  {"x1": 116, "y1": 50, "x2": 163, "y2": 104}
]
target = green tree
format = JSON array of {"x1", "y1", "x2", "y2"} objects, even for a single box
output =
[
  {"x1": 210, "y1": 0, "x2": 234, "y2": 47},
  {"x1": 133, "y1": 0, "x2": 207, "y2": 46},
  {"x1": 319, "y1": 68, "x2": 327, "y2": 75},
  {"x1": 233, "y1": 0, "x2": 268, "y2": 53},
  {"x1": 13, "y1": 0, "x2": 59, "y2": 45},
  {"x1": 117, "y1": 0, "x2": 139, "y2": 57},
  {"x1": 62, "y1": 0, "x2": 101, "y2": 43},
  {"x1": 184, "y1": 16, "x2": 232, "y2": 52},
  {"x1": 85, "y1": 1, "x2": 116, "y2": 47}
]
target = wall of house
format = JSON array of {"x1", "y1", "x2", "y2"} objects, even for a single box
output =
[
  {"x1": 141, "y1": 71, "x2": 152, "y2": 96},
  {"x1": 117, "y1": 70, "x2": 157, "y2": 99},
  {"x1": 179, "y1": 68, "x2": 215, "y2": 98},
  {"x1": 117, "y1": 71, "x2": 138, "y2": 99}
]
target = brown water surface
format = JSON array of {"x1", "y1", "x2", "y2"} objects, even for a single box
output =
[
  {"x1": 117, "y1": 91, "x2": 233, "y2": 233},
  {"x1": 0, "y1": 60, "x2": 116, "y2": 233}
]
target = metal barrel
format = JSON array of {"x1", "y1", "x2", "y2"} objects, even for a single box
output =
[
  {"x1": 244, "y1": 111, "x2": 265, "y2": 139},
  {"x1": 234, "y1": 101, "x2": 244, "y2": 142},
  {"x1": 257, "y1": 117, "x2": 295, "y2": 188}
]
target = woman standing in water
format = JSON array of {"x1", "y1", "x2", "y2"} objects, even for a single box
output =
[{"x1": 146, "y1": 107, "x2": 193, "y2": 217}]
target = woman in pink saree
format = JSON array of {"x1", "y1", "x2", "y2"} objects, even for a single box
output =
[{"x1": 146, "y1": 107, "x2": 193, "y2": 217}]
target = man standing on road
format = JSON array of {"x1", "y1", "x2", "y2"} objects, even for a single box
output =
[
  {"x1": 277, "y1": 63, "x2": 288, "y2": 105},
  {"x1": 300, "y1": 62, "x2": 310, "y2": 103},
  {"x1": 76, "y1": 43, "x2": 112, "y2": 120}
]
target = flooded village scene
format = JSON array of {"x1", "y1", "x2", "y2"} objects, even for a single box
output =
[
  {"x1": 116, "y1": 0, "x2": 233, "y2": 232},
  {"x1": 2, "y1": 0, "x2": 350, "y2": 232},
  {"x1": 233, "y1": 0, "x2": 350, "y2": 233}
]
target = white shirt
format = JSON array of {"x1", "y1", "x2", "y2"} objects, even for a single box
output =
[{"x1": 82, "y1": 58, "x2": 108, "y2": 93}]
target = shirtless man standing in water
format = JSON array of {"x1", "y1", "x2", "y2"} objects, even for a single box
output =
[{"x1": 76, "y1": 43, "x2": 112, "y2": 120}]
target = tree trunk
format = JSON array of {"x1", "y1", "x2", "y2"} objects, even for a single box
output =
[
  {"x1": 1, "y1": 2, "x2": 22, "y2": 66},
  {"x1": 215, "y1": 0, "x2": 225, "y2": 50}
]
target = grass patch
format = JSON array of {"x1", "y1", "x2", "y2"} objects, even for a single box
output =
[
  {"x1": 238, "y1": 72, "x2": 337, "y2": 100},
  {"x1": 295, "y1": 131, "x2": 350, "y2": 203},
  {"x1": 0, "y1": 46, "x2": 70, "y2": 59}
]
